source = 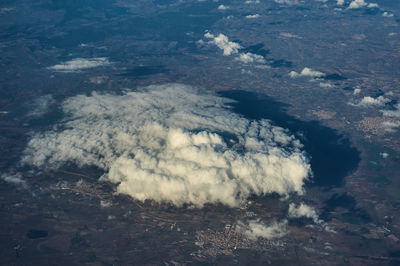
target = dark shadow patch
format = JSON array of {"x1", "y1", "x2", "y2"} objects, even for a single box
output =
[
  {"x1": 386, "y1": 99, "x2": 399, "y2": 110},
  {"x1": 324, "y1": 74, "x2": 347, "y2": 81},
  {"x1": 269, "y1": 21, "x2": 283, "y2": 25},
  {"x1": 154, "y1": 0, "x2": 176, "y2": 5},
  {"x1": 374, "y1": 89, "x2": 385, "y2": 97},
  {"x1": 325, "y1": 193, "x2": 356, "y2": 212},
  {"x1": 340, "y1": 210, "x2": 371, "y2": 225},
  {"x1": 219, "y1": 90, "x2": 360, "y2": 188},
  {"x1": 242, "y1": 43, "x2": 270, "y2": 57},
  {"x1": 117, "y1": 66, "x2": 168, "y2": 78},
  {"x1": 296, "y1": 7, "x2": 311, "y2": 11},
  {"x1": 342, "y1": 86, "x2": 353, "y2": 91},
  {"x1": 27, "y1": 229, "x2": 48, "y2": 239},
  {"x1": 322, "y1": 193, "x2": 372, "y2": 224},
  {"x1": 288, "y1": 217, "x2": 315, "y2": 227},
  {"x1": 363, "y1": 8, "x2": 380, "y2": 15},
  {"x1": 270, "y1": 59, "x2": 293, "y2": 68}
]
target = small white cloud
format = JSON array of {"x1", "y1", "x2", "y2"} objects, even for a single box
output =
[
  {"x1": 245, "y1": 14, "x2": 260, "y2": 19},
  {"x1": 27, "y1": 95, "x2": 55, "y2": 118},
  {"x1": 236, "y1": 52, "x2": 266, "y2": 64},
  {"x1": 204, "y1": 33, "x2": 241, "y2": 56},
  {"x1": 353, "y1": 88, "x2": 361, "y2": 95},
  {"x1": 337, "y1": 0, "x2": 345, "y2": 5},
  {"x1": 367, "y1": 3, "x2": 378, "y2": 8},
  {"x1": 204, "y1": 33, "x2": 265, "y2": 64},
  {"x1": 280, "y1": 32, "x2": 302, "y2": 39},
  {"x1": 239, "y1": 219, "x2": 288, "y2": 240},
  {"x1": 217, "y1": 4, "x2": 229, "y2": 10},
  {"x1": 100, "y1": 200, "x2": 113, "y2": 208},
  {"x1": 382, "y1": 103, "x2": 400, "y2": 118},
  {"x1": 245, "y1": 0, "x2": 260, "y2": 4},
  {"x1": 382, "y1": 121, "x2": 400, "y2": 132},
  {"x1": 0, "y1": 7, "x2": 15, "y2": 14},
  {"x1": 382, "y1": 12, "x2": 394, "y2": 17},
  {"x1": 380, "y1": 152, "x2": 389, "y2": 159},
  {"x1": 289, "y1": 67, "x2": 325, "y2": 79},
  {"x1": 48, "y1": 57, "x2": 111, "y2": 72},
  {"x1": 319, "y1": 82, "x2": 334, "y2": 88},
  {"x1": 348, "y1": 0, "x2": 367, "y2": 9},
  {"x1": 288, "y1": 203, "x2": 320, "y2": 224},
  {"x1": 1, "y1": 173, "x2": 27, "y2": 188},
  {"x1": 274, "y1": 0, "x2": 299, "y2": 4},
  {"x1": 288, "y1": 203, "x2": 335, "y2": 232},
  {"x1": 353, "y1": 96, "x2": 391, "y2": 107}
]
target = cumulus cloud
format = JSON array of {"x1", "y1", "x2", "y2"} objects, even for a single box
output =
[
  {"x1": 235, "y1": 52, "x2": 266, "y2": 64},
  {"x1": 245, "y1": 14, "x2": 260, "y2": 19},
  {"x1": 274, "y1": 0, "x2": 299, "y2": 5},
  {"x1": 337, "y1": 0, "x2": 345, "y2": 5},
  {"x1": 245, "y1": 0, "x2": 260, "y2": 4},
  {"x1": 204, "y1": 33, "x2": 241, "y2": 56},
  {"x1": 347, "y1": 0, "x2": 377, "y2": 9},
  {"x1": 289, "y1": 203, "x2": 335, "y2": 232},
  {"x1": 239, "y1": 219, "x2": 288, "y2": 240},
  {"x1": 319, "y1": 82, "x2": 334, "y2": 89},
  {"x1": 27, "y1": 94, "x2": 55, "y2": 118},
  {"x1": 100, "y1": 200, "x2": 113, "y2": 208},
  {"x1": 48, "y1": 57, "x2": 111, "y2": 72},
  {"x1": 21, "y1": 84, "x2": 311, "y2": 208},
  {"x1": 1, "y1": 173, "x2": 27, "y2": 188},
  {"x1": 380, "y1": 152, "x2": 389, "y2": 159},
  {"x1": 288, "y1": 203, "x2": 321, "y2": 224},
  {"x1": 0, "y1": 7, "x2": 15, "y2": 14},
  {"x1": 217, "y1": 4, "x2": 229, "y2": 10},
  {"x1": 289, "y1": 67, "x2": 325, "y2": 79},
  {"x1": 367, "y1": 3, "x2": 378, "y2": 8},
  {"x1": 280, "y1": 32, "x2": 302, "y2": 39},
  {"x1": 204, "y1": 33, "x2": 266, "y2": 64},
  {"x1": 382, "y1": 103, "x2": 400, "y2": 118},
  {"x1": 382, "y1": 121, "x2": 400, "y2": 133},
  {"x1": 351, "y1": 96, "x2": 390, "y2": 107},
  {"x1": 348, "y1": 0, "x2": 367, "y2": 9},
  {"x1": 382, "y1": 12, "x2": 394, "y2": 17}
]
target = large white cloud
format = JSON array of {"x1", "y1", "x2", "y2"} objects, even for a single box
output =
[
  {"x1": 21, "y1": 84, "x2": 311, "y2": 207},
  {"x1": 48, "y1": 57, "x2": 111, "y2": 72}
]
